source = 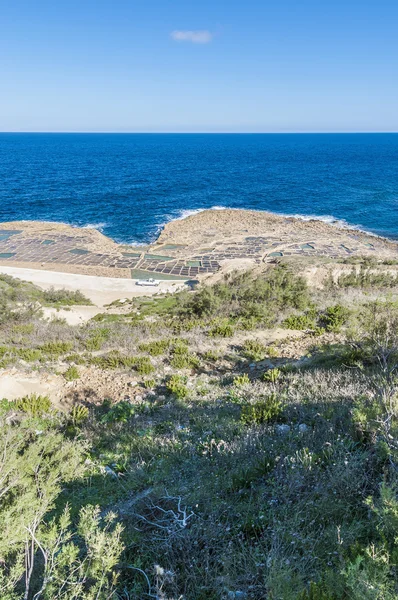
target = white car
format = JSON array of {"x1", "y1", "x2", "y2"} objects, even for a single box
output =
[{"x1": 135, "y1": 278, "x2": 159, "y2": 287}]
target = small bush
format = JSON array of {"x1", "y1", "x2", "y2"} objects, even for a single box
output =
[
  {"x1": 14, "y1": 393, "x2": 51, "y2": 416},
  {"x1": 42, "y1": 287, "x2": 92, "y2": 306},
  {"x1": 83, "y1": 327, "x2": 110, "y2": 351},
  {"x1": 266, "y1": 345, "x2": 279, "y2": 358},
  {"x1": 166, "y1": 374, "x2": 189, "y2": 399},
  {"x1": 263, "y1": 368, "x2": 282, "y2": 383},
  {"x1": 70, "y1": 404, "x2": 89, "y2": 426},
  {"x1": 242, "y1": 339, "x2": 266, "y2": 361},
  {"x1": 241, "y1": 394, "x2": 282, "y2": 425},
  {"x1": 337, "y1": 266, "x2": 398, "y2": 289},
  {"x1": 138, "y1": 339, "x2": 171, "y2": 356},
  {"x1": 208, "y1": 320, "x2": 235, "y2": 338},
  {"x1": 12, "y1": 323, "x2": 34, "y2": 335},
  {"x1": 15, "y1": 348, "x2": 42, "y2": 362},
  {"x1": 133, "y1": 356, "x2": 155, "y2": 375},
  {"x1": 172, "y1": 338, "x2": 189, "y2": 353},
  {"x1": 84, "y1": 336, "x2": 104, "y2": 351},
  {"x1": 64, "y1": 365, "x2": 80, "y2": 381},
  {"x1": 39, "y1": 341, "x2": 74, "y2": 357},
  {"x1": 233, "y1": 373, "x2": 250, "y2": 387},
  {"x1": 298, "y1": 581, "x2": 336, "y2": 600},
  {"x1": 170, "y1": 352, "x2": 200, "y2": 370},
  {"x1": 321, "y1": 304, "x2": 350, "y2": 332},
  {"x1": 90, "y1": 351, "x2": 136, "y2": 370},
  {"x1": 143, "y1": 378, "x2": 156, "y2": 389},
  {"x1": 283, "y1": 313, "x2": 316, "y2": 330},
  {"x1": 100, "y1": 401, "x2": 135, "y2": 424}
]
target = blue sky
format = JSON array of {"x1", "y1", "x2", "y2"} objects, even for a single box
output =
[{"x1": 0, "y1": 0, "x2": 397, "y2": 132}]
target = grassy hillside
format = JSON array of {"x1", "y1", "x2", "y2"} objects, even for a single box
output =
[{"x1": 1, "y1": 263, "x2": 398, "y2": 599}]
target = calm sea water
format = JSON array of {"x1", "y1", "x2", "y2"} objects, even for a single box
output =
[{"x1": 0, "y1": 133, "x2": 397, "y2": 243}]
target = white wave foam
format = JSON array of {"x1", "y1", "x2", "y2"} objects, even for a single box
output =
[
  {"x1": 124, "y1": 240, "x2": 149, "y2": 247},
  {"x1": 174, "y1": 205, "x2": 228, "y2": 221},
  {"x1": 277, "y1": 211, "x2": 380, "y2": 237},
  {"x1": 81, "y1": 222, "x2": 107, "y2": 232},
  {"x1": 155, "y1": 205, "x2": 385, "y2": 241},
  {"x1": 72, "y1": 206, "x2": 385, "y2": 246}
]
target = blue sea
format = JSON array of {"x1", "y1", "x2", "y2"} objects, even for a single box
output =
[{"x1": 0, "y1": 133, "x2": 397, "y2": 244}]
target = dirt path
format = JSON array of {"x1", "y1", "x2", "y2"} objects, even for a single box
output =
[{"x1": 0, "y1": 265, "x2": 186, "y2": 307}]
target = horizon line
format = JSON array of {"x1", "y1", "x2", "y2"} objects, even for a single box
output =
[{"x1": 1, "y1": 130, "x2": 398, "y2": 135}]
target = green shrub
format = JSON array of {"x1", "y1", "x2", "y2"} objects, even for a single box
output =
[
  {"x1": 42, "y1": 287, "x2": 92, "y2": 306},
  {"x1": 283, "y1": 313, "x2": 316, "y2": 330},
  {"x1": 208, "y1": 319, "x2": 235, "y2": 337},
  {"x1": 15, "y1": 348, "x2": 42, "y2": 362},
  {"x1": 90, "y1": 351, "x2": 136, "y2": 369},
  {"x1": 166, "y1": 374, "x2": 189, "y2": 399},
  {"x1": 133, "y1": 356, "x2": 155, "y2": 375},
  {"x1": 170, "y1": 352, "x2": 200, "y2": 370},
  {"x1": 337, "y1": 266, "x2": 398, "y2": 289},
  {"x1": 242, "y1": 338, "x2": 266, "y2": 360},
  {"x1": 171, "y1": 338, "x2": 189, "y2": 353},
  {"x1": 263, "y1": 368, "x2": 282, "y2": 383},
  {"x1": 238, "y1": 316, "x2": 261, "y2": 331},
  {"x1": 233, "y1": 373, "x2": 250, "y2": 387},
  {"x1": 39, "y1": 341, "x2": 74, "y2": 357},
  {"x1": 179, "y1": 264, "x2": 309, "y2": 323},
  {"x1": 138, "y1": 339, "x2": 171, "y2": 356},
  {"x1": 92, "y1": 352, "x2": 154, "y2": 374},
  {"x1": 84, "y1": 336, "x2": 104, "y2": 351},
  {"x1": 321, "y1": 304, "x2": 350, "y2": 332},
  {"x1": 266, "y1": 345, "x2": 279, "y2": 358},
  {"x1": 70, "y1": 404, "x2": 89, "y2": 426},
  {"x1": 241, "y1": 394, "x2": 282, "y2": 425},
  {"x1": 64, "y1": 365, "x2": 80, "y2": 381},
  {"x1": 0, "y1": 422, "x2": 123, "y2": 599},
  {"x1": 143, "y1": 378, "x2": 156, "y2": 389},
  {"x1": 83, "y1": 327, "x2": 111, "y2": 351},
  {"x1": 298, "y1": 581, "x2": 336, "y2": 599},
  {"x1": 100, "y1": 400, "x2": 135, "y2": 424},
  {"x1": 12, "y1": 323, "x2": 34, "y2": 334},
  {"x1": 14, "y1": 393, "x2": 52, "y2": 416}
]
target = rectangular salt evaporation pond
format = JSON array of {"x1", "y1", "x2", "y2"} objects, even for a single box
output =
[
  {"x1": 0, "y1": 230, "x2": 22, "y2": 242},
  {"x1": 144, "y1": 254, "x2": 174, "y2": 262},
  {"x1": 130, "y1": 269, "x2": 188, "y2": 281},
  {"x1": 187, "y1": 260, "x2": 201, "y2": 267},
  {"x1": 0, "y1": 252, "x2": 16, "y2": 258},
  {"x1": 69, "y1": 248, "x2": 90, "y2": 255}
]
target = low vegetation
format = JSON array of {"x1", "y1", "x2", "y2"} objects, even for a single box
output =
[{"x1": 1, "y1": 263, "x2": 398, "y2": 598}]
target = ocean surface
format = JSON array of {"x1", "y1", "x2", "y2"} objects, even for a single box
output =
[{"x1": 0, "y1": 133, "x2": 397, "y2": 244}]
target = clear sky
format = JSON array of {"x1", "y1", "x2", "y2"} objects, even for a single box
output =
[{"x1": 1, "y1": 0, "x2": 397, "y2": 132}]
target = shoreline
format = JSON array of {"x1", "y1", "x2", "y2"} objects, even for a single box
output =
[
  {"x1": 4, "y1": 206, "x2": 396, "y2": 246},
  {"x1": 0, "y1": 208, "x2": 397, "y2": 285}
]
